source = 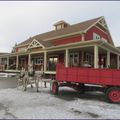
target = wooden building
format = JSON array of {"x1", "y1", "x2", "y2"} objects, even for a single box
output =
[{"x1": 0, "y1": 16, "x2": 120, "y2": 75}]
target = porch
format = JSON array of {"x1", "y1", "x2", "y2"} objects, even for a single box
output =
[{"x1": 0, "y1": 40, "x2": 120, "y2": 74}]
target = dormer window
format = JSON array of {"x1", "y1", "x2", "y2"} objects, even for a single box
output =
[
  {"x1": 93, "y1": 33, "x2": 100, "y2": 40},
  {"x1": 53, "y1": 20, "x2": 70, "y2": 30}
]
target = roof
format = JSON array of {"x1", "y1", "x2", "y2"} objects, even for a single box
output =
[
  {"x1": 53, "y1": 20, "x2": 70, "y2": 26},
  {"x1": 117, "y1": 47, "x2": 120, "y2": 49},
  {"x1": 17, "y1": 16, "x2": 103, "y2": 47},
  {"x1": 0, "y1": 52, "x2": 10, "y2": 57}
]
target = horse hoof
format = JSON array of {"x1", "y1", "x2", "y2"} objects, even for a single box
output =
[{"x1": 24, "y1": 89, "x2": 27, "y2": 91}]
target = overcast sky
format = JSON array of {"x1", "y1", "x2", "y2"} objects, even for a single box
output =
[{"x1": 0, "y1": 1, "x2": 120, "y2": 52}]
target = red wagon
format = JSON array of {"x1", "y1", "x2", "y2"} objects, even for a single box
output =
[{"x1": 51, "y1": 64, "x2": 120, "y2": 103}]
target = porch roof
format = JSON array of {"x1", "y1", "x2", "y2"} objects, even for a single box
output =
[
  {"x1": 0, "y1": 52, "x2": 10, "y2": 57},
  {"x1": 46, "y1": 39, "x2": 120, "y2": 55},
  {"x1": 3, "y1": 39, "x2": 120, "y2": 58}
]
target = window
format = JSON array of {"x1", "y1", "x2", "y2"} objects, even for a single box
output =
[
  {"x1": 69, "y1": 53, "x2": 79, "y2": 66},
  {"x1": 56, "y1": 25, "x2": 62, "y2": 30},
  {"x1": 85, "y1": 53, "x2": 93, "y2": 65},
  {"x1": 93, "y1": 33, "x2": 100, "y2": 40},
  {"x1": 31, "y1": 56, "x2": 43, "y2": 65},
  {"x1": 48, "y1": 56, "x2": 58, "y2": 71}
]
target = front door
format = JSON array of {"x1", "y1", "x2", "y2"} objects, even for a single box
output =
[{"x1": 48, "y1": 56, "x2": 58, "y2": 71}]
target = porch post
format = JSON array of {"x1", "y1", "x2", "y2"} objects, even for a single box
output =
[
  {"x1": 28, "y1": 53, "x2": 31, "y2": 65},
  {"x1": 16, "y1": 55, "x2": 18, "y2": 70},
  {"x1": 44, "y1": 51, "x2": 47, "y2": 71},
  {"x1": 65, "y1": 49, "x2": 69, "y2": 67},
  {"x1": 81, "y1": 33, "x2": 85, "y2": 41},
  {"x1": 94, "y1": 45, "x2": 99, "y2": 68},
  {"x1": 117, "y1": 55, "x2": 120, "y2": 69},
  {"x1": 106, "y1": 51, "x2": 110, "y2": 68},
  {"x1": 7, "y1": 56, "x2": 9, "y2": 70}
]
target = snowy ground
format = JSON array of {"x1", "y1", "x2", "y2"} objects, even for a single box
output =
[{"x1": 0, "y1": 82, "x2": 120, "y2": 119}]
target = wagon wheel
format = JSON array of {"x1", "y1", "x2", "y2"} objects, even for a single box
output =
[
  {"x1": 76, "y1": 83, "x2": 85, "y2": 94},
  {"x1": 105, "y1": 87, "x2": 120, "y2": 103},
  {"x1": 52, "y1": 82, "x2": 59, "y2": 95}
]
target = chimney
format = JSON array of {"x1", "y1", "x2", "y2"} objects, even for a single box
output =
[{"x1": 53, "y1": 20, "x2": 70, "y2": 30}]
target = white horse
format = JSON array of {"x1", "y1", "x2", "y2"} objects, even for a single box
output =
[{"x1": 17, "y1": 67, "x2": 32, "y2": 91}]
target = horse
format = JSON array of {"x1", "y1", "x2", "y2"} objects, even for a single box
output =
[
  {"x1": 17, "y1": 67, "x2": 32, "y2": 91},
  {"x1": 17, "y1": 64, "x2": 44, "y2": 92}
]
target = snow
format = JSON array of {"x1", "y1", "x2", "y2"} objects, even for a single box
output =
[
  {"x1": 0, "y1": 83, "x2": 120, "y2": 119},
  {"x1": 0, "y1": 73, "x2": 17, "y2": 78}
]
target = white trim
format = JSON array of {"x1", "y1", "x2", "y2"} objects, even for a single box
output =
[
  {"x1": 93, "y1": 32, "x2": 101, "y2": 40},
  {"x1": 46, "y1": 40, "x2": 99, "y2": 50},
  {"x1": 16, "y1": 44, "x2": 28, "y2": 48},
  {"x1": 44, "y1": 71, "x2": 56, "y2": 74},
  {"x1": 98, "y1": 21, "x2": 108, "y2": 30},
  {"x1": 98, "y1": 44, "x2": 120, "y2": 56},
  {"x1": 84, "y1": 17, "x2": 103, "y2": 33},
  {"x1": 65, "y1": 49, "x2": 69, "y2": 67},
  {"x1": 28, "y1": 39, "x2": 45, "y2": 49},
  {"x1": 16, "y1": 55, "x2": 19, "y2": 70},
  {"x1": 94, "y1": 45, "x2": 99, "y2": 68},
  {"x1": 43, "y1": 31, "x2": 82, "y2": 41},
  {"x1": 44, "y1": 51, "x2": 47, "y2": 71},
  {"x1": 95, "y1": 25, "x2": 108, "y2": 34},
  {"x1": 7, "y1": 57, "x2": 9, "y2": 70},
  {"x1": 106, "y1": 51, "x2": 110, "y2": 68},
  {"x1": 46, "y1": 45, "x2": 94, "y2": 53}
]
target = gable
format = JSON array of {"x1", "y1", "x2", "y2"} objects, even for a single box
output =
[
  {"x1": 85, "y1": 17, "x2": 114, "y2": 45},
  {"x1": 28, "y1": 39, "x2": 45, "y2": 49},
  {"x1": 85, "y1": 26, "x2": 109, "y2": 42}
]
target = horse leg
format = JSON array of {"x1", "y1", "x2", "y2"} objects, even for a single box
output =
[
  {"x1": 30, "y1": 77, "x2": 33, "y2": 88},
  {"x1": 35, "y1": 76, "x2": 39, "y2": 92},
  {"x1": 44, "y1": 81, "x2": 47, "y2": 88},
  {"x1": 17, "y1": 78, "x2": 20, "y2": 89},
  {"x1": 23, "y1": 77, "x2": 26, "y2": 91},
  {"x1": 25, "y1": 77, "x2": 29, "y2": 91},
  {"x1": 40, "y1": 76, "x2": 43, "y2": 88}
]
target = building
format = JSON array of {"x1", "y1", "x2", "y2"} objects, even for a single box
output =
[{"x1": 0, "y1": 16, "x2": 120, "y2": 75}]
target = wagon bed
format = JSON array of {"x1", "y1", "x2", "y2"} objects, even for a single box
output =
[{"x1": 56, "y1": 64, "x2": 120, "y2": 86}]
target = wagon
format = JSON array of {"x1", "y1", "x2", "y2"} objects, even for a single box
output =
[{"x1": 51, "y1": 64, "x2": 120, "y2": 103}]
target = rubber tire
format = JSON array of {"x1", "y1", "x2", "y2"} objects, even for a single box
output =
[
  {"x1": 52, "y1": 82, "x2": 59, "y2": 95},
  {"x1": 105, "y1": 87, "x2": 120, "y2": 103},
  {"x1": 76, "y1": 83, "x2": 85, "y2": 94}
]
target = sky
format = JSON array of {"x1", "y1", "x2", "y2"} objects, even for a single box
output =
[{"x1": 0, "y1": 1, "x2": 120, "y2": 52}]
